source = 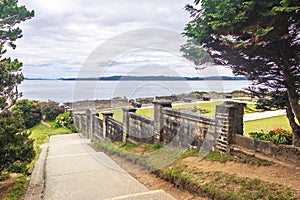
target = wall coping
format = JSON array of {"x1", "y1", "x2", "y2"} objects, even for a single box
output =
[
  {"x1": 152, "y1": 100, "x2": 172, "y2": 107},
  {"x1": 129, "y1": 112, "x2": 154, "y2": 124},
  {"x1": 163, "y1": 107, "x2": 215, "y2": 123}
]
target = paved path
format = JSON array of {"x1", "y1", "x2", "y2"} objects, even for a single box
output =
[
  {"x1": 244, "y1": 109, "x2": 286, "y2": 121},
  {"x1": 43, "y1": 134, "x2": 175, "y2": 200}
]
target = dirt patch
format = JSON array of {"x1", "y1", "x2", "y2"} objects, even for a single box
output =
[
  {"x1": 108, "y1": 153, "x2": 208, "y2": 200},
  {"x1": 181, "y1": 157, "x2": 300, "y2": 198},
  {"x1": 0, "y1": 174, "x2": 18, "y2": 199},
  {"x1": 93, "y1": 141, "x2": 299, "y2": 199}
]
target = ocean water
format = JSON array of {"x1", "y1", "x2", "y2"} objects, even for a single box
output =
[{"x1": 19, "y1": 80, "x2": 251, "y2": 104}]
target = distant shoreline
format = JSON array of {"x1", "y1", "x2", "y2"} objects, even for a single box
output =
[{"x1": 25, "y1": 76, "x2": 247, "y2": 81}]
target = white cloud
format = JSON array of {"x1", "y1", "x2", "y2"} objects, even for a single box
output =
[{"x1": 6, "y1": 0, "x2": 234, "y2": 79}]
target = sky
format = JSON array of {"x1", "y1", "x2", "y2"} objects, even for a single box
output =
[{"x1": 6, "y1": 0, "x2": 234, "y2": 79}]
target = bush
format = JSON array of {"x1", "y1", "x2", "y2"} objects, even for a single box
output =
[
  {"x1": 0, "y1": 111, "x2": 35, "y2": 175},
  {"x1": 40, "y1": 101, "x2": 64, "y2": 120},
  {"x1": 249, "y1": 127, "x2": 292, "y2": 145},
  {"x1": 12, "y1": 99, "x2": 42, "y2": 129},
  {"x1": 55, "y1": 112, "x2": 71, "y2": 127},
  {"x1": 55, "y1": 112, "x2": 77, "y2": 133}
]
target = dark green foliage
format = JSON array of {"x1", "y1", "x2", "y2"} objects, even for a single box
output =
[
  {"x1": 0, "y1": 58, "x2": 23, "y2": 111},
  {"x1": 0, "y1": 0, "x2": 35, "y2": 181},
  {"x1": 0, "y1": 0, "x2": 34, "y2": 113},
  {"x1": 249, "y1": 128, "x2": 293, "y2": 145},
  {"x1": 12, "y1": 99, "x2": 42, "y2": 129},
  {"x1": 183, "y1": 0, "x2": 300, "y2": 146},
  {"x1": 0, "y1": 111, "x2": 35, "y2": 174},
  {"x1": 40, "y1": 101, "x2": 64, "y2": 120},
  {"x1": 255, "y1": 89, "x2": 288, "y2": 111},
  {"x1": 55, "y1": 112, "x2": 77, "y2": 132}
]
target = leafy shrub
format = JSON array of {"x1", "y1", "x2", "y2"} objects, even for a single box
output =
[
  {"x1": 55, "y1": 112, "x2": 77, "y2": 132},
  {"x1": 12, "y1": 99, "x2": 42, "y2": 129},
  {"x1": 55, "y1": 112, "x2": 72, "y2": 128},
  {"x1": 0, "y1": 111, "x2": 35, "y2": 175},
  {"x1": 249, "y1": 127, "x2": 292, "y2": 145},
  {"x1": 40, "y1": 101, "x2": 64, "y2": 120},
  {"x1": 67, "y1": 125, "x2": 78, "y2": 133}
]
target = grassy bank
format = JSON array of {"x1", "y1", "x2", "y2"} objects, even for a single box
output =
[{"x1": 92, "y1": 140, "x2": 296, "y2": 199}]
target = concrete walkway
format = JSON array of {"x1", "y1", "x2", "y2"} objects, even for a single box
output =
[
  {"x1": 244, "y1": 109, "x2": 286, "y2": 121},
  {"x1": 43, "y1": 134, "x2": 175, "y2": 200}
]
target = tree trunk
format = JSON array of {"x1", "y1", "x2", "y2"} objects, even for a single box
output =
[
  {"x1": 281, "y1": 59, "x2": 300, "y2": 125},
  {"x1": 286, "y1": 102, "x2": 300, "y2": 147}
]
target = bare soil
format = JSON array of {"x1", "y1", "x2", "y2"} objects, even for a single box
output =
[
  {"x1": 107, "y1": 152, "x2": 300, "y2": 199},
  {"x1": 108, "y1": 154, "x2": 209, "y2": 200},
  {"x1": 0, "y1": 173, "x2": 18, "y2": 200},
  {"x1": 182, "y1": 157, "x2": 300, "y2": 198}
]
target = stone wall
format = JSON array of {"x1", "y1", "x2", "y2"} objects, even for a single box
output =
[
  {"x1": 106, "y1": 117, "x2": 123, "y2": 142},
  {"x1": 233, "y1": 134, "x2": 300, "y2": 163},
  {"x1": 161, "y1": 108, "x2": 214, "y2": 149},
  {"x1": 128, "y1": 112, "x2": 155, "y2": 144},
  {"x1": 93, "y1": 117, "x2": 103, "y2": 140},
  {"x1": 71, "y1": 101, "x2": 300, "y2": 163},
  {"x1": 72, "y1": 102, "x2": 244, "y2": 154}
]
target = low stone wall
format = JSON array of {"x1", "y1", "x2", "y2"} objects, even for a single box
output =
[
  {"x1": 106, "y1": 117, "x2": 123, "y2": 142},
  {"x1": 73, "y1": 101, "x2": 246, "y2": 155},
  {"x1": 128, "y1": 113, "x2": 155, "y2": 144},
  {"x1": 93, "y1": 117, "x2": 103, "y2": 140},
  {"x1": 71, "y1": 101, "x2": 300, "y2": 164},
  {"x1": 233, "y1": 134, "x2": 300, "y2": 163},
  {"x1": 162, "y1": 108, "x2": 214, "y2": 148}
]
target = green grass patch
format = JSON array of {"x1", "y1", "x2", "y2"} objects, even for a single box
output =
[
  {"x1": 173, "y1": 101, "x2": 223, "y2": 116},
  {"x1": 143, "y1": 143, "x2": 163, "y2": 152},
  {"x1": 136, "y1": 108, "x2": 154, "y2": 118},
  {"x1": 181, "y1": 149, "x2": 200, "y2": 158},
  {"x1": 244, "y1": 104, "x2": 264, "y2": 114},
  {"x1": 93, "y1": 140, "x2": 183, "y2": 169},
  {"x1": 29, "y1": 121, "x2": 72, "y2": 155},
  {"x1": 4, "y1": 174, "x2": 29, "y2": 200},
  {"x1": 106, "y1": 101, "x2": 268, "y2": 122},
  {"x1": 244, "y1": 115, "x2": 291, "y2": 136},
  {"x1": 204, "y1": 151, "x2": 235, "y2": 163}
]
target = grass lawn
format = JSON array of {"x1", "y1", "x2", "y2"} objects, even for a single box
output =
[
  {"x1": 172, "y1": 101, "x2": 223, "y2": 115},
  {"x1": 105, "y1": 100, "x2": 262, "y2": 122},
  {"x1": 29, "y1": 121, "x2": 72, "y2": 156},
  {"x1": 244, "y1": 115, "x2": 291, "y2": 136}
]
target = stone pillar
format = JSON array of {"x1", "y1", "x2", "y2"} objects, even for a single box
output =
[
  {"x1": 214, "y1": 102, "x2": 246, "y2": 154},
  {"x1": 89, "y1": 111, "x2": 98, "y2": 142},
  {"x1": 224, "y1": 101, "x2": 246, "y2": 135},
  {"x1": 102, "y1": 111, "x2": 114, "y2": 140},
  {"x1": 153, "y1": 100, "x2": 172, "y2": 144},
  {"x1": 86, "y1": 109, "x2": 92, "y2": 139},
  {"x1": 77, "y1": 115, "x2": 82, "y2": 133},
  {"x1": 122, "y1": 108, "x2": 136, "y2": 143}
]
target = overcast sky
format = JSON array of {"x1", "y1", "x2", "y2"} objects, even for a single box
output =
[{"x1": 7, "y1": 0, "x2": 234, "y2": 78}]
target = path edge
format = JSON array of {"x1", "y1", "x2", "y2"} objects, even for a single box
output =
[{"x1": 25, "y1": 144, "x2": 48, "y2": 200}]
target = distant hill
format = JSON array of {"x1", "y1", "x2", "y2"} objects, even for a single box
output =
[{"x1": 25, "y1": 76, "x2": 247, "y2": 81}]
